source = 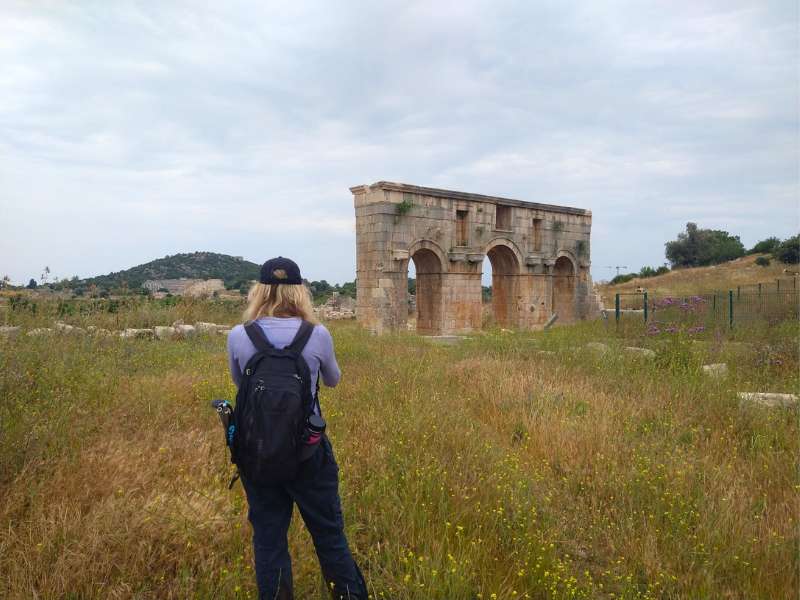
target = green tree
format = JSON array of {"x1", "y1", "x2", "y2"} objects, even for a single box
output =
[
  {"x1": 665, "y1": 222, "x2": 745, "y2": 267},
  {"x1": 26, "y1": 278, "x2": 38, "y2": 289},
  {"x1": 773, "y1": 235, "x2": 799, "y2": 264},
  {"x1": 610, "y1": 273, "x2": 636, "y2": 284},
  {"x1": 638, "y1": 266, "x2": 657, "y2": 278},
  {"x1": 749, "y1": 237, "x2": 781, "y2": 254}
]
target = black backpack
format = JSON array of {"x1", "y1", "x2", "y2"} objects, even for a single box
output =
[{"x1": 230, "y1": 319, "x2": 318, "y2": 483}]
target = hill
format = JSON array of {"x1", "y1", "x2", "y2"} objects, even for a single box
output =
[
  {"x1": 598, "y1": 254, "x2": 798, "y2": 303},
  {"x1": 80, "y1": 252, "x2": 260, "y2": 291}
]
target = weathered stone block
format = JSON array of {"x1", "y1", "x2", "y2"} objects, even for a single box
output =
[
  {"x1": 154, "y1": 326, "x2": 177, "y2": 340},
  {"x1": 738, "y1": 392, "x2": 798, "y2": 408},
  {"x1": 0, "y1": 326, "x2": 21, "y2": 339},
  {"x1": 624, "y1": 346, "x2": 656, "y2": 359},
  {"x1": 702, "y1": 363, "x2": 728, "y2": 378},
  {"x1": 121, "y1": 328, "x2": 154, "y2": 339},
  {"x1": 174, "y1": 324, "x2": 196, "y2": 337}
]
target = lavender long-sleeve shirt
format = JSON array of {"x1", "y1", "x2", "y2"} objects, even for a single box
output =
[{"x1": 226, "y1": 317, "x2": 341, "y2": 407}]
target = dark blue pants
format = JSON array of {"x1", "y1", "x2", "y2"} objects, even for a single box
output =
[{"x1": 241, "y1": 437, "x2": 366, "y2": 600}]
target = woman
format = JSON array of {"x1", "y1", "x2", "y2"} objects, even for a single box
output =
[{"x1": 226, "y1": 256, "x2": 366, "y2": 600}]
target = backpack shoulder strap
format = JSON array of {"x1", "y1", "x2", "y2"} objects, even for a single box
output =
[
  {"x1": 287, "y1": 320, "x2": 315, "y2": 354},
  {"x1": 244, "y1": 320, "x2": 274, "y2": 352}
]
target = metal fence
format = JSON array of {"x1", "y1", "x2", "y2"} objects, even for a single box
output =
[{"x1": 613, "y1": 277, "x2": 800, "y2": 330}]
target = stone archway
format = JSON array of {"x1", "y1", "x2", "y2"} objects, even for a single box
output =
[
  {"x1": 351, "y1": 181, "x2": 594, "y2": 334},
  {"x1": 410, "y1": 247, "x2": 444, "y2": 334},
  {"x1": 485, "y1": 239, "x2": 523, "y2": 328},
  {"x1": 552, "y1": 255, "x2": 576, "y2": 323}
]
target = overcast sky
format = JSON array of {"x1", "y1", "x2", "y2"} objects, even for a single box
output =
[{"x1": 1, "y1": 0, "x2": 797, "y2": 285}]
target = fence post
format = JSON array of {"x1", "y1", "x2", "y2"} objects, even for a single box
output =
[
  {"x1": 615, "y1": 293, "x2": 620, "y2": 325},
  {"x1": 729, "y1": 290, "x2": 734, "y2": 329},
  {"x1": 737, "y1": 286, "x2": 740, "y2": 299},
  {"x1": 712, "y1": 293, "x2": 717, "y2": 318},
  {"x1": 758, "y1": 283, "x2": 762, "y2": 297},
  {"x1": 643, "y1": 291, "x2": 648, "y2": 322},
  {"x1": 777, "y1": 279, "x2": 780, "y2": 292}
]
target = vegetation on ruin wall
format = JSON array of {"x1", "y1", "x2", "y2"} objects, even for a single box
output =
[{"x1": 1, "y1": 310, "x2": 797, "y2": 598}]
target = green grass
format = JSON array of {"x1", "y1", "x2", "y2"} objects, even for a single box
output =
[{"x1": 0, "y1": 304, "x2": 797, "y2": 599}]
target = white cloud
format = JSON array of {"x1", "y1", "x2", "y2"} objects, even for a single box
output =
[{"x1": 0, "y1": 0, "x2": 796, "y2": 284}]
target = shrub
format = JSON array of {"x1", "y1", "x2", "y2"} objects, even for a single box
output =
[
  {"x1": 755, "y1": 256, "x2": 771, "y2": 267},
  {"x1": 637, "y1": 265, "x2": 668, "y2": 278},
  {"x1": 773, "y1": 235, "x2": 799, "y2": 264},
  {"x1": 749, "y1": 236, "x2": 781, "y2": 254},
  {"x1": 610, "y1": 273, "x2": 636, "y2": 285},
  {"x1": 638, "y1": 266, "x2": 657, "y2": 278}
]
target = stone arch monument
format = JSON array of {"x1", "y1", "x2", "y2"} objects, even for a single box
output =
[{"x1": 351, "y1": 181, "x2": 596, "y2": 334}]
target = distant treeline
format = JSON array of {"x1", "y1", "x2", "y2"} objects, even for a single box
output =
[{"x1": 610, "y1": 224, "x2": 799, "y2": 285}]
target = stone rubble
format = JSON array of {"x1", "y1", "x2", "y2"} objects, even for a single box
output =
[
  {"x1": 121, "y1": 328, "x2": 155, "y2": 339},
  {"x1": 702, "y1": 363, "x2": 728, "y2": 378},
  {"x1": 26, "y1": 327, "x2": 53, "y2": 336},
  {"x1": 174, "y1": 324, "x2": 197, "y2": 337},
  {"x1": 0, "y1": 325, "x2": 21, "y2": 338},
  {"x1": 195, "y1": 322, "x2": 228, "y2": 334},
  {"x1": 623, "y1": 346, "x2": 656, "y2": 359},
  {"x1": 0, "y1": 320, "x2": 233, "y2": 341},
  {"x1": 153, "y1": 326, "x2": 177, "y2": 340},
  {"x1": 738, "y1": 392, "x2": 798, "y2": 408},
  {"x1": 584, "y1": 342, "x2": 610, "y2": 355}
]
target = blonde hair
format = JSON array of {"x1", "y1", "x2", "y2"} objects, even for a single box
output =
[{"x1": 243, "y1": 281, "x2": 318, "y2": 324}]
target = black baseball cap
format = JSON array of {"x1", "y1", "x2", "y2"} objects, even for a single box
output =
[{"x1": 259, "y1": 256, "x2": 303, "y2": 285}]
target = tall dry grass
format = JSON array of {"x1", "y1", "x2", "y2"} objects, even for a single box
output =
[
  {"x1": 0, "y1": 305, "x2": 797, "y2": 598},
  {"x1": 600, "y1": 254, "x2": 797, "y2": 299}
]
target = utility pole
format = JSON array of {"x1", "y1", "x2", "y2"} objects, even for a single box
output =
[{"x1": 604, "y1": 266, "x2": 629, "y2": 277}]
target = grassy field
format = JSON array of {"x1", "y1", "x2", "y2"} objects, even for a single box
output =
[
  {"x1": 599, "y1": 254, "x2": 798, "y2": 301},
  {"x1": 1, "y1": 301, "x2": 798, "y2": 599}
]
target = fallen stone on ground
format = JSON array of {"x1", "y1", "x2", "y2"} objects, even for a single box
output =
[
  {"x1": 195, "y1": 322, "x2": 231, "y2": 334},
  {"x1": 738, "y1": 392, "x2": 798, "y2": 408},
  {"x1": 0, "y1": 326, "x2": 21, "y2": 338},
  {"x1": 624, "y1": 346, "x2": 656, "y2": 359},
  {"x1": 194, "y1": 322, "x2": 220, "y2": 334},
  {"x1": 174, "y1": 324, "x2": 196, "y2": 337},
  {"x1": 27, "y1": 327, "x2": 53, "y2": 336},
  {"x1": 121, "y1": 328, "x2": 155, "y2": 339},
  {"x1": 154, "y1": 326, "x2": 177, "y2": 340},
  {"x1": 702, "y1": 363, "x2": 728, "y2": 378}
]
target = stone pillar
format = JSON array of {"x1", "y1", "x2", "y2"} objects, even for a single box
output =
[
  {"x1": 441, "y1": 271, "x2": 482, "y2": 333},
  {"x1": 353, "y1": 187, "x2": 405, "y2": 334}
]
